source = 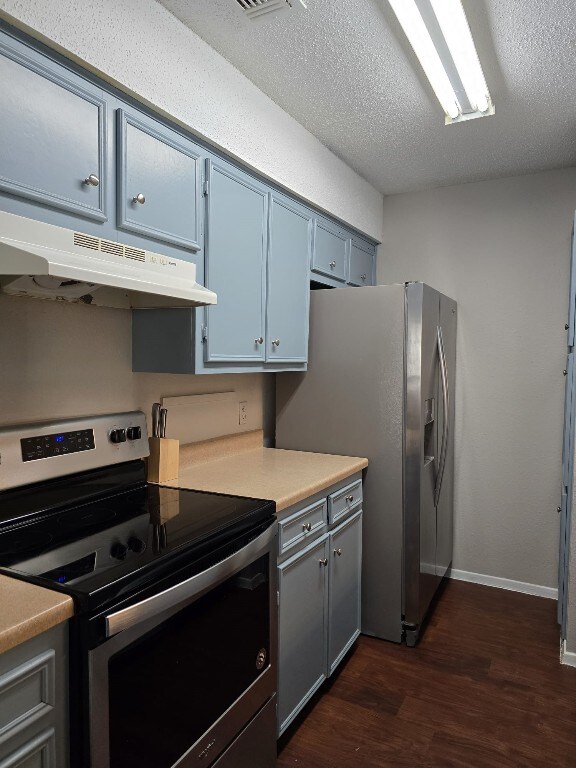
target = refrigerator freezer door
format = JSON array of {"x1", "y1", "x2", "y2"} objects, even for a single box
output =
[
  {"x1": 435, "y1": 294, "x2": 457, "y2": 579},
  {"x1": 404, "y1": 283, "x2": 441, "y2": 638},
  {"x1": 276, "y1": 284, "x2": 406, "y2": 642}
]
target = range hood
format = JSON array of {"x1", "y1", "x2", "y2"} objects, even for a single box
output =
[{"x1": 0, "y1": 211, "x2": 217, "y2": 308}]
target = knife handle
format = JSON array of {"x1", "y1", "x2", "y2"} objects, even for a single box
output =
[{"x1": 152, "y1": 402, "x2": 161, "y2": 438}]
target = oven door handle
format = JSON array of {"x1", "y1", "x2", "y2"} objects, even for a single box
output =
[{"x1": 104, "y1": 523, "x2": 276, "y2": 638}]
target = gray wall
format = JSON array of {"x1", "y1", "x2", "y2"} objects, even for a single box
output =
[
  {"x1": 379, "y1": 168, "x2": 576, "y2": 590},
  {"x1": 0, "y1": 294, "x2": 275, "y2": 441}
]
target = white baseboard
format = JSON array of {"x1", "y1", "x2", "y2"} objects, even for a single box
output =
[
  {"x1": 561, "y1": 642, "x2": 576, "y2": 668},
  {"x1": 447, "y1": 567, "x2": 557, "y2": 600}
]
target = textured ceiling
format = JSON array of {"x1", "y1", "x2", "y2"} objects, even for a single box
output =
[{"x1": 157, "y1": 0, "x2": 576, "y2": 195}]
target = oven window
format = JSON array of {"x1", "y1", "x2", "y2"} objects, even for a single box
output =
[{"x1": 108, "y1": 554, "x2": 270, "y2": 768}]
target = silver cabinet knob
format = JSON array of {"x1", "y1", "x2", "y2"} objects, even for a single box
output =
[
  {"x1": 83, "y1": 173, "x2": 99, "y2": 187},
  {"x1": 303, "y1": 522, "x2": 312, "y2": 532},
  {"x1": 334, "y1": 548, "x2": 342, "y2": 556},
  {"x1": 319, "y1": 558, "x2": 328, "y2": 567},
  {"x1": 329, "y1": 260, "x2": 336, "y2": 268},
  {"x1": 346, "y1": 495, "x2": 354, "y2": 503},
  {"x1": 254, "y1": 336, "x2": 264, "y2": 345},
  {"x1": 564, "y1": 369, "x2": 568, "y2": 376},
  {"x1": 132, "y1": 193, "x2": 146, "y2": 204},
  {"x1": 565, "y1": 323, "x2": 569, "y2": 330},
  {"x1": 557, "y1": 506, "x2": 562, "y2": 513},
  {"x1": 272, "y1": 339, "x2": 280, "y2": 347},
  {"x1": 361, "y1": 273, "x2": 367, "y2": 281}
]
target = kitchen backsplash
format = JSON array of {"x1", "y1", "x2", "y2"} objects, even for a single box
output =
[{"x1": 0, "y1": 294, "x2": 274, "y2": 443}]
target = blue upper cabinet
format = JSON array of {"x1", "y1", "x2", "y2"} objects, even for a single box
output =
[
  {"x1": 203, "y1": 157, "x2": 268, "y2": 363},
  {"x1": 312, "y1": 216, "x2": 348, "y2": 283},
  {"x1": 348, "y1": 236, "x2": 376, "y2": 286},
  {"x1": 0, "y1": 36, "x2": 106, "y2": 222},
  {"x1": 266, "y1": 193, "x2": 312, "y2": 363},
  {"x1": 117, "y1": 109, "x2": 203, "y2": 251},
  {"x1": 133, "y1": 169, "x2": 312, "y2": 374}
]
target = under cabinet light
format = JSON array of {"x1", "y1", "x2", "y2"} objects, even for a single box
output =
[{"x1": 388, "y1": 0, "x2": 494, "y2": 124}]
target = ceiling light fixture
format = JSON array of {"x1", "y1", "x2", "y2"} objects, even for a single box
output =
[{"x1": 388, "y1": 0, "x2": 494, "y2": 124}]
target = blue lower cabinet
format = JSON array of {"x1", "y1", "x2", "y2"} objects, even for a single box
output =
[
  {"x1": 278, "y1": 535, "x2": 328, "y2": 735},
  {"x1": 327, "y1": 510, "x2": 362, "y2": 675},
  {"x1": 276, "y1": 478, "x2": 363, "y2": 736},
  {"x1": 0, "y1": 34, "x2": 107, "y2": 223},
  {"x1": 117, "y1": 109, "x2": 203, "y2": 252}
]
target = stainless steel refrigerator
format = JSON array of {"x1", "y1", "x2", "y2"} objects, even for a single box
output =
[{"x1": 275, "y1": 282, "x2": 457, "y2": 645}]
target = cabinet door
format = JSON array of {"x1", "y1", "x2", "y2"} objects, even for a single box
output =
[
  {"x1": 266, "y1": 195, "x2": 312, "y2": 363},
  {"x1": 0, "y1": 37, "x2": 106, "y2": 221},
  {"x1": 311, "y1": 217, "x2": 348, "y2": 282},
  {"x1": 278, "y1": 536, "x2": 328, "y2": 735},
  {"x1": 328, "y1": 510, "x2": 362, "y2": 676},
  {"x1": 204, "y1": 158, "x2": 267, "y2": 362},
  {"x1": 348, "y1": 238, "x2": 375, "y2": 286},
  {"x1": 117, "y1": 109, "x2": 202, "y2": 251}
]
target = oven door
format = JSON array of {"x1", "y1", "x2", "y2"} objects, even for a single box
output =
[{"x1": 88, "y1": 524, "x2": 277, "y2": 768}]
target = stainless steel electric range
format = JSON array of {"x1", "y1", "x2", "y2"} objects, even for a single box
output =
[{"x1": 0, "y1": 411, "x2": 277, "y2": 768}]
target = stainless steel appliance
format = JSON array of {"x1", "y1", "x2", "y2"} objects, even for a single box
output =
[
  {"x1": 276, "y1": 282, "x2": 457, "y2": 645},
  {"x1": 0, "y1": 412, "x2": 277, "y2": 767}
]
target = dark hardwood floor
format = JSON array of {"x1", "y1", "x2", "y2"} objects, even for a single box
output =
[{"x1": 277, "y1": 580, "x2": 576, "y2": 767}]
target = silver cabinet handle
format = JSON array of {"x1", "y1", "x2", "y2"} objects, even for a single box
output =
[
  {"x1": 132, "y1": 193, "x2": 146, "y2": 204},
  {"x1": 334, "y1": 548, "x2": 342, "y2": 556},
  {"x1": 361, "y1": 273, "x2": 367, "y2": 281},
  {"x1": 255, "y1": 336, "x2": 264, "y2": 345},
  {"x1": 303, "y1": 522, "x2": 312, "y2": 532},
  {"x1": 272, "y1": 339, "x2": 280, "y2": 347},
  {"x1": 83, "y1": 173, "x2": 99, "y2": 187},
  {"x1": 329, "y1": 260, "x2": 336, "y2": 268},
  {"x1": 346, "y1": 495, "x2": 354, "y2": 503},
  {"x1": 319, "y1": 558, "x2": 328, "y2": 567}
]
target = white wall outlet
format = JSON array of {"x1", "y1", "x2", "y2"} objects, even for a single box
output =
[{"x1": 238, "y1": 401, "x2": 248, "y2": 425}]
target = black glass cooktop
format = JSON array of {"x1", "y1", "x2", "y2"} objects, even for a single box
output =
[{"x1": 0, "y1": 461, "x2": 275, "y2": 612}]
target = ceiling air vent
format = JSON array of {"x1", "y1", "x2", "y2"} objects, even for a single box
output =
[{"x1": 235, "y1": 0, "x2": 307, "y2": 21}]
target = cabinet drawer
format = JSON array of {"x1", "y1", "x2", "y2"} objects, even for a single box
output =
[
  {"x1": 0, "y1": 652, "x2": 54, "y2": 745},
  {"x1": 348, "y1": 239, "x2": 375, "y2": 286},
  {"x1": 0, "y1": 728, "x2": 55, "y2": 768},
  {"x1": 311, "y1": 218, "x2": 347, "y2": 282},
  {"x1": 278, "y1": 500, "x2": 327, "y2": 555},
  {"x1": 328, "y1": 480, "x2": 362, "y2": 524}
]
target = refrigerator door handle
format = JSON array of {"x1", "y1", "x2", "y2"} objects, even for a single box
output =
[{"x1": 434, "y1": 325, "x2": 450, "y2": 507}]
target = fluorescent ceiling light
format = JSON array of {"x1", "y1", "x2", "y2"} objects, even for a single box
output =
[{"x1": 388, "y1": 0, "x2": 494, "y2": 124}]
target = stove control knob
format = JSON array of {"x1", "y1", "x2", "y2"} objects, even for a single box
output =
[
  {"x1": 127, "y1": 536, "x2": 146, "y2": 554},
  {"x1": 110, "y1": 542, "x2": 128, "y2": 560},
  {"x1": 109, "y1": 428, "x2": 127, "y2": 444},
  {"x1": 126, "y1": 426, "x2": 142, "y2": 441}
]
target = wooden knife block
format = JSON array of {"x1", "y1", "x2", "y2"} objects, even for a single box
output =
[{"x1": 147, "y1": 437, "x2": 180, "y2": 484}]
